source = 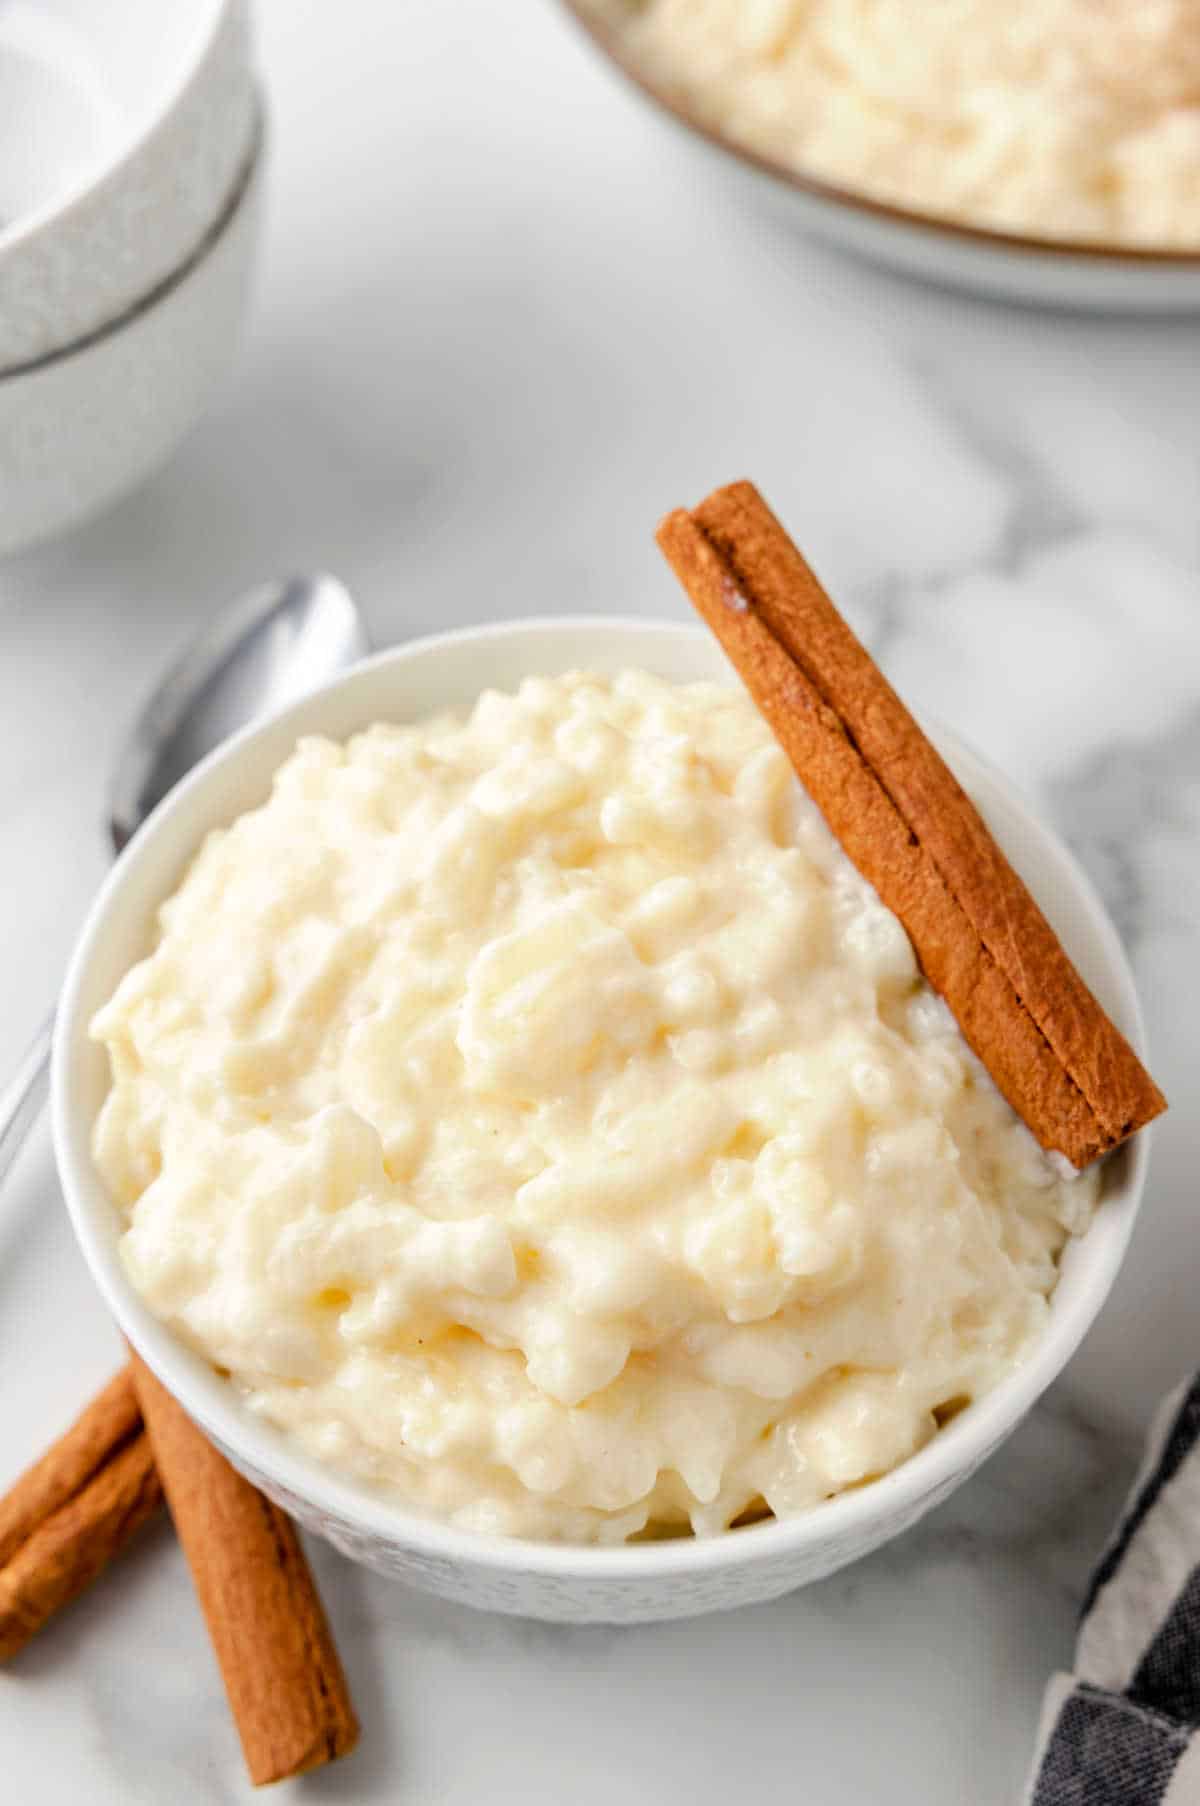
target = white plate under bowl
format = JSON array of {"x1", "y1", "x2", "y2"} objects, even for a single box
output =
[
  {"x1": 0, "y1": 0, "x2": 256, "y2": 371},
  {"x1": 54, "y1": 618, "x2": 1152, "y2": 1623},
  {"x1": 560, "y1": 3, "x2": 1200, "y2": 314},
  {"x1": 0, "y1": 106, "x2": 263, "y2": 557}
]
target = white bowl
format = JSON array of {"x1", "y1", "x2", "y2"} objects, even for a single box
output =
[
  {"x1": 53, "y1": 618, "x2": 1151, "y2": 1623},
  {"x1": 0, "y1": 0, "x2": 256, "y2": 372},
  {"x1": 561, "y1": 4, "x2": 1200, "y2": 313},
  {"x1": 0, "y1": 107, "x2": 263, "y2": 557}
]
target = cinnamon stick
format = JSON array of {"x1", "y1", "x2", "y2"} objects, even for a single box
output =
[
  {"x1": 0, "y1": 1368, "x2": 162, "y2": 1661},
  {"x1": 657, "y1": 480, "x2": 1165, "y2": 1167},
  {"x1": 128, "y1": 1351, "x2": 359, "y2": 1786}
]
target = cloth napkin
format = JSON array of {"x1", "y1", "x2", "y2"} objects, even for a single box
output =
[{"x1": 1025, "y1": 1374, "x2": 1200, "y2": 1804}]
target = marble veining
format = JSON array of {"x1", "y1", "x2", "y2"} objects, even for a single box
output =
[
  {"x1": 0, "y1": 0, "x2": 1197, "y2": 1800},
  {"x1": 1048, "y1": 706, "x2": 1200, "y2": 950}
]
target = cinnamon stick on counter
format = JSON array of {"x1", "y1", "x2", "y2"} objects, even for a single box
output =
[
  {"x1": 2, "y1": 1358, "x2": 359, "y2": 1783},
  {"x1": 0, "y1": 1367, "x2": 162, "y2": 1662},
  {"x1": 128, "y1": 1352, "x2": 359, "y2": 1786},
  {"x1": 657, "y1": 480, "x2": 1165, "y2": 1168}
]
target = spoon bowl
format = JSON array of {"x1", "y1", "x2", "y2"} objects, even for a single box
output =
[{"x1": 109, "y1": 574, "x2": 368, "y2": 850}]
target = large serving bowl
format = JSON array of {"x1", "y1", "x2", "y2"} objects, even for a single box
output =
[
  {"x1": 0, "y1": 108, "x2": 263, "y2": 556},
  {"x1": 0, "y1": 0, "x2": 256, "y2": 372},
  {"x1": 53, "y1": 618, "x2": 1151, "y2": 1623},
  {"x1": 560, "y1": 3, "x2": 1200, "y2": 313}
]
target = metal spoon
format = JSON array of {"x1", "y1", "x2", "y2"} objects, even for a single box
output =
[{"x1": 0, "y1": 574, "x2": 370, "y2": 1189}]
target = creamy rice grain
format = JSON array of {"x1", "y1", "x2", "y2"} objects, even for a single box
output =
[
  {"x1": 91, "y1": 672, "x2": 1097, "y2": 1542},
  {"x1": 588, "y1": 0, "x2": 1200, "y2": 248}
]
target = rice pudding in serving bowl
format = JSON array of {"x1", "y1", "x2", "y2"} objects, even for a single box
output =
[
  {"x1": 564, "y1": 1, "x2": 1200, "y2": 309},
  {"x1": 54, "y1": 620, "x2": 1151, "y2": 1621},
  {"x1": 577, "y1": 0, "x2": 1200, "y2": 250}
]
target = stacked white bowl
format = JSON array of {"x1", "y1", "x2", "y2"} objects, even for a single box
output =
[{"x1": 0, "y1": 0, "x2": 264, "y2": 553}]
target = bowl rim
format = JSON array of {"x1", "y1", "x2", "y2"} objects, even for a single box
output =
[
  {"x1": 53, "y1": 615, "x2": 1152, "y2": 1581},
  {"x1": 559, "y1": 0, "x2": 1200, "y2": 271},
  {"x1": 0, "y1": 98, "x2": 264, "y2": 386},
  {"x1": 0, "y1": 0, "x2": 240, "y2": 262}
]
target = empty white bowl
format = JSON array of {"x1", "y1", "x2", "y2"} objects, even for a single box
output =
[
  {"x1": 0, "y1": 0, "x2": 256, "y2": 372},
  {"x1": 0, "y1": 106, "x2": 263, "y2": 556},
  {"x1": 53, "y1": 618, "x2": 1151, "y2": 1623},
  {"x1": 561, "y1": 3, "x2": 1200, "y2": 313}
]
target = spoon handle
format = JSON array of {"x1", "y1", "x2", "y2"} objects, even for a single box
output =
[{"x1": 0, "y1": 1011, "x2": 53, "y2": 1190}]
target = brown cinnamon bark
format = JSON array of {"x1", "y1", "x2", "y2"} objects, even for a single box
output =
[
  {"x1": 657, "y1": 480, "x2": 1165, "y2": 1167},
  {"x1": 129, "y1": 1352, "x2": 360, "y2": 1786},
  {"x1": 0, "y1": 1369, "x2": 162, "y2": 1661}
]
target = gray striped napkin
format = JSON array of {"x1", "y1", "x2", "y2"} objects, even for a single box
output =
[{"x1": 1025, "y1": 1374, "x2": 1200, "y2": 1804}]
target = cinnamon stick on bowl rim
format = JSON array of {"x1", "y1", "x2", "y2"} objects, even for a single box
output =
[{"x1": 656, "y1": 480, "x2": 1164, "y2": 1168}]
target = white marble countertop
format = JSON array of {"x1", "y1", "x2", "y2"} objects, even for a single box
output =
[{"x1": 2, "y1": 3, "x2": 1198, "y2": 1800}]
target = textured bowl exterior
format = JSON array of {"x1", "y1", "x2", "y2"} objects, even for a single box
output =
[
  {"x1": 0, "y1": 117, "x2": 263, "y2": 556},
  {"x1": 53, "y1": 621, "x2": 1152, "y2": 1623},
  {"x1": 197, "y1": 1412, "x2": 996, "y2": 1622},
  {"x1": 0, "y1": 0, "x2": 256, "y2": 371}
]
